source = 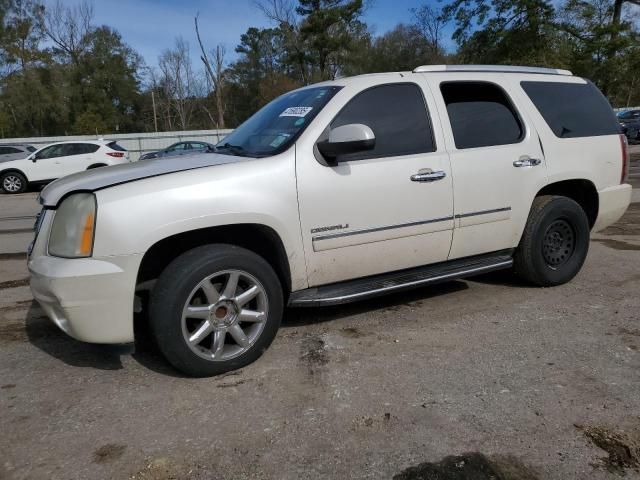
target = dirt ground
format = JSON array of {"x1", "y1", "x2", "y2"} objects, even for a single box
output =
[{"x1": 1, "y1": 150, "x2": 639, "y2": 480}]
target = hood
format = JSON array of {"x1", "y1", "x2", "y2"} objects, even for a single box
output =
[{"x1": 40, "y1": 153, "x2": 246, "y2": 207}]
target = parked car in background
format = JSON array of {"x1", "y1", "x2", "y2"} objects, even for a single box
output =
[
  {"x1": 0, "y1": 140, "x2": 130, "y2": 194},
  {"x1": 28, "y1": 65, "x2": 631, "y2": 377},
  {"x1": 0, "y1": 144, "x2": 36, "y2": 164},
  {"x1": 617, "y1": 109, "x2": 640, "y2": 143},
  {"x1": 139, "y1": 141, "x2": 216, "y2": 160}
]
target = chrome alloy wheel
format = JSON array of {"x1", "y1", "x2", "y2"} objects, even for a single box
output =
[
  {"x1": 3, "y1": 175, "x2": 22, "y2": 193},
  {"x1": 181, "y1": 270, "x2": 269, "y2": 361}
]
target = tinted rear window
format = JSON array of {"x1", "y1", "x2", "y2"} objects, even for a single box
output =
[
  {"x1": 440, "y1": 82, "x2": 523, "y2": 149},
  {"x1": 107, "y1": 141, "x2": 127, "y2": 152},
  {"x1": 521, "y1": 81, "x2": 620, "y2": 138}
]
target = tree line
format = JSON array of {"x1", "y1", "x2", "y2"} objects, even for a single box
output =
[{"x1": 0, "y1": 0, "x2": 638, "y2": 138}]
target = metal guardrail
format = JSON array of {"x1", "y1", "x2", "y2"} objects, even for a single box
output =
[{"x1": 0, "y1": 129, "x2": 234, "y2": 161}]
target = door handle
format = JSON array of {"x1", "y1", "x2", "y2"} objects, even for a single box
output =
[
  {"x1": 513, "y1": 156, "x2": 542, "y2": 167},
  {"x1": 410, "y1": 170, "x2": 447, "y2": 182}
]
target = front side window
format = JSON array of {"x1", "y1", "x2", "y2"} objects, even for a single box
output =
[
  {"x1": 330, "y1": 83, "x2": 435, "y2": 161},
  {"x1": 218, "y1": 86, "x2": 342, "y2": 158},
  {"x1": 441, "y1": 82, "x2": 524, "y2": 149},
  {"x1": 37, "y1": 145, "x2": 66, "y2": 159},
  {"x1": 521, "y1": 81, "x2": 619, "y2": 138}
]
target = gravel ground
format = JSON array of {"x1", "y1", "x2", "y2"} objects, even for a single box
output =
[{"x1": 0, "y1": 150, "x2": 639, "y2": 480}]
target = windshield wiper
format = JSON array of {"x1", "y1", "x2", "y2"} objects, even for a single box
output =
[{"x1": 216, "y1": 143, "x2": 246, "y2": 156}]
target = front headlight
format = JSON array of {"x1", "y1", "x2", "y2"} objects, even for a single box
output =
[{"x1": 48, "y1": 193, "x2": 97, "y2": 258}]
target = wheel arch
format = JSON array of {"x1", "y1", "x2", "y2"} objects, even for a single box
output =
[
  {"x1": 535, "y1": 179, "x2": 599, "y2": 229},
  {"x1": 0, "y1": 167, "x2": 28, "y2": 181},
  {"x1": 136, "y1": 223, "x2": 293, "y2": 296}
]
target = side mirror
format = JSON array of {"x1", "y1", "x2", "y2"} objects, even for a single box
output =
[{"x1": 317, "y1": 123, "x2": 375, "y2": 161}]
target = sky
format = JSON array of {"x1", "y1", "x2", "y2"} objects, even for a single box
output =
[{"x1": 44, "y1": 0, "x2": 439, "y2": 67}]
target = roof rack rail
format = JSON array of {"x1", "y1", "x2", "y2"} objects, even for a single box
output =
[{"x1": 412, "y1": 64, "x2": 573, "y2": 76}]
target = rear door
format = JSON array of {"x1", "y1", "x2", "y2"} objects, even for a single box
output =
[
  {"x1": 54, "y1": 143, "x2": 97, "y2": 175},
  {"x1": 425, "y1": 74, "x2": 548, "y2": 259},
  {"x1": 296, "y1": 78, "x2": 454, "y2": 286}
]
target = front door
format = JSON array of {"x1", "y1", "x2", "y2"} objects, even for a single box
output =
[
  {"x1": 425, "y1": 75, "x2": 548, "y2": 259},
  {"x1": 31, "y1": 144, "x2": 67, "y2": 181},
  {"x1": 296, "y1": 80, "x2": 454, "y2": 287}
]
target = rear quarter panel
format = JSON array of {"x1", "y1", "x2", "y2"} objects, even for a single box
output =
[{"x1": 514, "y1": 75, "x2": 621, "y2": 191}]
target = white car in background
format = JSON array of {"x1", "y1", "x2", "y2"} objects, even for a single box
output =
[{"x1": 0, "y1": 140, "x2": 130, "y2": 194}]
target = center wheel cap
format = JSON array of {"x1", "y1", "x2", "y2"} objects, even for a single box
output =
[{"x1": 211, "y1": 301, "x2": 237, "y2": 327}]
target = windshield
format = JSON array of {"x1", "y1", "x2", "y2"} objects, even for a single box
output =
[{"x1": 216, "y1": 86, "x2": 341, "y2": 157}]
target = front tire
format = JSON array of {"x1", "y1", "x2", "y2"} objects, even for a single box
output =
[
  {"x1": 514, "y1": 195, "x2": 590, "y2": 286},
  {"x1": 149, "y1": 244, "x2": 283, "y2": 377},
  {"x1": 1, "y1": 171, "x2": 27, "y2": 194}
]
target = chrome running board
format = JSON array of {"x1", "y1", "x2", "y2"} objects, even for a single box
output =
[{"x1": 288, "y1": 250, "x2": 513, "y2": 307}]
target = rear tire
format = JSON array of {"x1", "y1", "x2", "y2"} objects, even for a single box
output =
[
  {"x1": 1, "y1": 171, "x2": 27, "y2": 194},
  {"x1": 514, "y1": 195, "x2": 590, "y2": 286},
  {"x1": 149, "y1": 244, "x2": 283, "y2": 377}
]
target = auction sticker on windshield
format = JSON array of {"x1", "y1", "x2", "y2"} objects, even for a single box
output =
[{"x1": 280, "y1": 107, "x2": 313, "y2": 117}]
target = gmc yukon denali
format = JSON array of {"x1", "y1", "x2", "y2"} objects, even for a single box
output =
[{"x1": 28, "y1": 65, "x2": 632, "y2": 377}]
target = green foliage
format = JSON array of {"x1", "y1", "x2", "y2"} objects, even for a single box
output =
[
  {"x1": 0, "y1": 0, "x2": 638, "y2": 137},
  {"x1": 296, "y1": 0, "x2": 364, "y2": 79}
]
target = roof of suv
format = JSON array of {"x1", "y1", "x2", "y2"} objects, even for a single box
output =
[{"x1": 320, "y1": 64, "x2": 576, "y2": 88}]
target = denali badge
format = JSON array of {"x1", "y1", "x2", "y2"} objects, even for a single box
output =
[{"x1": 311, "y1": 224, "x2": 349, "y2": 234}]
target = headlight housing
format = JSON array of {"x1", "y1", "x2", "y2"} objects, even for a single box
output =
[{"x1": 48, "y1": 193, "x2": 97, "y2": 258}]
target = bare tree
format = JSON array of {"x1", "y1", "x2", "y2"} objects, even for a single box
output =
[
  {"x1": 158, "y1": 37, "x2": 198, "y2": 130},
  {"x1": 195, "y1": 13, "x2": 226, "y2": 128},
  {"x1": 254, "y1": 0, "x2": 296, "y2": 24},
  {"x1": 411, "y1": 4, "x2": 447, "y2": 57},
  {"x1": 613, "y1": 0, "x2": 640, "y2": 26},
  {"x1": 43, "y1": 0, "x2": 93, "y2": 64}
]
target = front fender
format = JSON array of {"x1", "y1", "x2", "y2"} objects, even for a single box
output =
[{"x1": 93, "y1": 154, "x2": 308, "y2": 290}]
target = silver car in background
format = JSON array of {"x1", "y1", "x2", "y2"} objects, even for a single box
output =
[
  {"x1": 139, "y1": 141, "x2": 216, "y2": 160},
  {"x1": 0, "y1": 144, "x2": 36, "y2": 163}
]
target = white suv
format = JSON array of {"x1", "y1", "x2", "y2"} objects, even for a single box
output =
[
  {"x1": 0, "y1": 140, "x2": 130, "y2": 194},
  {"x1": 28, "y1": 65, "x2": 632, "y2": 377}
]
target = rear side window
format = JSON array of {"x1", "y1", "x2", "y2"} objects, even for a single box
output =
[
  {"x1": 0, "y1": 146, "x2": 21, "y2": 154},
  {"x1": 63, "y1": 143, "x2": 98, "y2": 155},
  {"x1": 521, "y1": 81, "x2": 620, "y2": 138},
  {"x1": 26, "y1": 146, "x2": 36, "y2": 152},
  {"x1": 107, "y1": 141, "x2": 127, "y2": 152},
  {"x1": 331, "y1": 83, "x2": 435, "y2": 160},
  {"x1": 81, "y1": 143, "x2": 100, "y2": 154},
  {"x1": 441, "y1": 82, "x2": 524, "y2": 149}
]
